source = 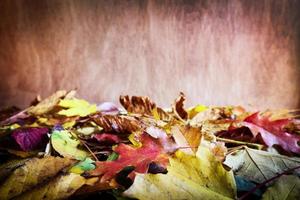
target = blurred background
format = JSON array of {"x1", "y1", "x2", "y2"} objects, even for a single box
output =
[{"x1": 0, "y1": 0, "x2": 299, "y2": 109}]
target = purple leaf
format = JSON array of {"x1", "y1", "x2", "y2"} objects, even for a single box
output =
[
  {"x1": 97, "y1": 102, "x2": 119, "y2": 115},
  {"x1": 12, "y1": 127, "x2": 49, "y2": 151}
]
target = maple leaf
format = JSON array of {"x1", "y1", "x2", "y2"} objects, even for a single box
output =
[
  {"x1": 243, "y1": 112, "x2": 300, "y2": 153},
  {"x1": 262, "y1": 175, "x2": 300, "y2": 200},
  {"x1": 89, "y1": 133, "x2": 169, "y2": 182},
  {"x1": 124, "y1": 147, "x2": 236, "y2": 200},
  {"x1": 224, "y1": 147, "x2": 300, "y2": 184},
  {"x1": 0, "y1": 156, "x2": 75, "y2": 199}
]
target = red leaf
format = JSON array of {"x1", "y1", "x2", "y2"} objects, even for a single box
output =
[
  {"x1": 12, "y1": 127, "x2": 49, "y2": 151},
  {"x1": 243, "y1": 112, "x2": 300, "y2": 153},
  {"x1": 90, "y1": 133, "x2": 169, "y2": 182},
  {"x1": 93, "y1": 133, "x2": 122, "y2": 144}
]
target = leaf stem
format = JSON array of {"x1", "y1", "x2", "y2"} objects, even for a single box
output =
[
  {"x1": 239, "y1": 165, "x2": 300, "y2": 200},
  {"x1": 216, "y1": 137, "x2": 264, "y2": 150}
]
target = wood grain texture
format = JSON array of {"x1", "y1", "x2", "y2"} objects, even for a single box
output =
[{"x1": 0, "y1": 0, "x2": 299, "y2": 109}]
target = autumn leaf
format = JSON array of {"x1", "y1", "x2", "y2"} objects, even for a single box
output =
[
  {"x1": 97, "y1": 102, "x2": 120, "y2": 115},
  {"x1": 15, "y1": 173, "x2": 86, "y2": 200},
  {"x1": 243, "y1": 112, "x2": 300, "y2": 153},
  {"x1": 93, "y1": 133, "x2": 122, "y2": 144},
  {"x1": 93, "y1": 115, "x2": 141, "y2": 134},
  {"x1": 0, "y1": 159, "x2": 28, "y2": 183},
  {"x1": 12, "y1": 127, "x2": 49, "y2": 151},
  {"x1": 188, "y1": 104, "x2": 208, "y2": 119},
  {"x1": 69, "y1": 157, "x2": 95, "y2": 174},
  {"x1": 89, "y1": 133, "x2": 169, "y2": 182},
  {"x1": 0, "y1": 156, "x2": 75, "y2": 200},
  {"x1": 27, "y1": 90, "x2": 68, "y2": 115},
  {"x1": 124, "y1": 146, "x2": 236, "y2": 200},
  {"x1": 120, "y1": 95, "x2": 170, "y2": 120},
  {"x1": 51, "y1": 129, "x2": 88, "y2": 160},
  {"x1": 224, "y1": 147, "x2": 300, "y2": 183},
  {"x1": 172, "y1": 92, "x2": 188, "y2": 120},
  {"x1": 262, "y1": 175, "x2": 300, "y2": 200},
  {"x1": 58, "y1": 98, "x2": 97, "y2": 117}
]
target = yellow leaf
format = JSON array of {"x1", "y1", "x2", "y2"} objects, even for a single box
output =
[
  {"x1": 15, "y1": 173, "x2": 86, "y2": 200},
  {"x1": 58, "y1": 98, "x2": 97, "y2": 117},
  {"x1": 124, "y1": 146, "x2": 236, "y2": 200},
  {"x1": 188, "y1": 104, "x2": 208, "y2": 119},
  {"x1": 0, "y1": 156, "x2": 75, "y2": 200},
  {"x1": 27, "y1": 90, "x2": 68, "y2": 115},
  {"x1": 62, "y1": 120, "x2": 76, "y2": 129},
  {"x1": 128, "y1": 132, "x2": 142, "y2": 148},
  {"x1": 51, "y1": 130, "x2": 88, "y2": 160}
]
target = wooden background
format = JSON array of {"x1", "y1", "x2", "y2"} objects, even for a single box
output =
[{"x1": 0, "y1": 0, "x2": 299, "y2": 109}]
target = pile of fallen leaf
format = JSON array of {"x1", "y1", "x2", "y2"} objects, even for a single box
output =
[{"x1": 0, "y1": 90, "x2": 299, "y2": 200}]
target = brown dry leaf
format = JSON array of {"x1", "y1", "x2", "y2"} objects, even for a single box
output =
[
  {"x1": 171, "y1": 125, "x2": 202, "y2": 154},
  {"x1": 0, "y1": 159, "x2": 28, "y2": 183},
  {"x1": 120, "y1": 95, "x2": 170, "y2": 120},
  {"x1": 172, "y1": 92, "x2": 188, "y2": 120},
  {"x1": 15, "y1": 173, "x2": 86, "y2": 200},
  {"x1": 74, "y1": 179, "x2": 113, "y2": 197},
  {"x1": 27, "y1": 90, "x2": 68, "y2": 115},
  {"x1": 0, "y1": 156, "x2": 75, "y2": 200},
  {"x1": 93, "y1": 115, "x2": 141, "y2": 134}
]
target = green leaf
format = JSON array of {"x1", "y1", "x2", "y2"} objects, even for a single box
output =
[
  {"x1": 69, "y1": 158, "x2": 95, "y2": 174},
  {"x1": 58, "y1": 98, "x2": 97, "y2": 117},
  {"x1": 107, "y1": 152, "x2": 119, "y2": 161},
  {"x1": 124, "y1": 146, "x2": 236, "y2": 200},
  {"x1": 224, "y1": 147, "x2": 300, "y2": 183},
  {"x1": 262, "y1": 175, "x2": 300, "y2": 200},
  {"x1": 51, "y1": 130, "x2": 88, "y2": 160}
]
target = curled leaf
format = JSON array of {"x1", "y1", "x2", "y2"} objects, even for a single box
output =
[
  {"x1": 93, "y1": 115, "x2": 141, "y2": 134},
  {"x1": 120, "y1": 95, "x2": 170, "y2": 120},
  {"x1": 12, "y1": 127, "x2": 49, "y2": 151},
  {"x1": 172, "y1": 92, "x2": 188, "y2": 120}
]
